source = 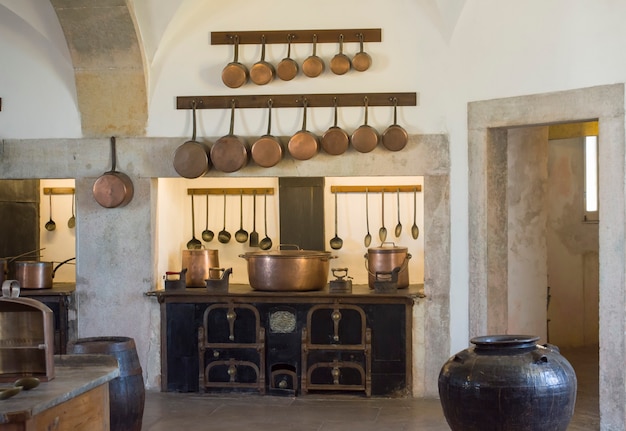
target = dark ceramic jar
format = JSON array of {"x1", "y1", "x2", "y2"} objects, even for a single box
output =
[{"x1": 438, "y1": 335, "x2": 577, "y2": 431}]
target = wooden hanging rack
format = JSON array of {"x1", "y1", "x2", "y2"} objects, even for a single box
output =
[
  {"x1": 211, "y1": 29, "x2": 381, "y2": 45},
  {"x1": 330, "y1": 185, "x2": 422, "y2": 194},
  {"x1": 177, "y1": 93, "x2": 417, "y2": 110},
  {"x1": 43, "y1": 188, "x2": 75, "y2": 195},
  {"x1": 187, "y1": 188, "x2": 274, "y2": 196}
]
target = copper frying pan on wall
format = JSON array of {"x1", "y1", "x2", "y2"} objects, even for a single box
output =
[
  {"x1": 251, "y1": 99, "x2": 283, "y2": 167},
  {"x1": 222, "y1": 35, "x2": 248, "y2": 88},
  {"x1": 93, "y1": 136, "x2": 134, "y2": 208},
  {"x1": 288, "y1": 99, "x2": 319, "y2": 160},
  {"x1": 211, "y1": 100, "x2": 249, "y2": 173},
  {"x1": 351, "y1": 97, "x2": 379, "y2": 153},
  {"x1": 321, "y1": 98, "x2": 350, "y2": 155},
  {"x1": 382, "y1": 97, "x2": 409, "y2": 151}
]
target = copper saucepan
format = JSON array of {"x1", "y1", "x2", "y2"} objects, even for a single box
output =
[
  {"x1": 93, "y1": 136, "x2": 134, "y2": 208},
  {"x1": 352, "y1": 33, "x2": 372, "y2": 72},
  {"x1": 330, "y1": 34, "x2": 351, "y2": 75},
  {"x1": 276, "y1": 34, "x2": 298, "y2": 81},
  {"x1": 302, "y1": 34, "x2": 324, "y2": 78},
  {"x1": 173, "y1": 100, "x2": 211, "y2": 178},
  {"x1": 211, "y1": 100, "x2": 249, "y2": 173},
  {"x1": 351, "y1": 97, "x2": 379, "y2": 153},
  {"x1": 321, "y1": 98, "x2": 350, "y2": 155},
  {"x1": 14, "y1": 257, "x2": 76, "y2": 289},
  {"x1": 251, "y1": 99, "x2": 283, "y2": 168},
  {"x1": 250, "y1": 35, "x2": 275, "y2": 85},
  {"x1": 222, "y1": 35, "x2": 248, "y2": 88},
  {"x1": 288, "y1": 99, "x2": 319, "y2": 160},
  {"x1": 382, "y1": 97, "x2": 409, "y2": 151}
]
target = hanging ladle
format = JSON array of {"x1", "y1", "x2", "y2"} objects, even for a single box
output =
[
  {"x1": 186, "y1": 194, "x2": 202, "y2": 249},
  {"x1": 67, "y1": 191, "x2": 76, "y2": 229},
  {"x1": 45, "y1": 193, "x2": 56, "y2": 231},
  {"x1": 235, "y1": 192, "x2": 249, "y2": 243},
  {"x1": 330, "y1": 192, "x2": 343, "y2": 250},
  {"x1": 411, "y1": 187, "x2": 420, "y2": 240},
  {"x1": 218, "y1": 192, "x2": 231, "y2": 244},
  {"x1": 364, "y1": 189, "x2": 372, "y2": 247},
  {"x1": 394, "y1": 188, "x2": 402, "y2": 238},
  {"x1": 201, "y1": 194, "x2": 214, "y2": 242},
  {"x1": 249, "y1": 191, "x2": 259, "y2": 247},
  {"x1": 379, "y1": 189, "x2": 387, "y2": 242},
  {"x1": 259, "y1": 194, "x2": 273, "y2": 250}
]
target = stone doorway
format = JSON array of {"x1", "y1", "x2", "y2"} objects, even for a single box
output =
[{"x1": 468, "y1": 84, "x2": 626, "y2": 430}]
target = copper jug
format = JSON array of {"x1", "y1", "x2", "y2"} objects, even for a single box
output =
[{"x1": 181, "y1": 249, "x2": 219, "y2": 287}]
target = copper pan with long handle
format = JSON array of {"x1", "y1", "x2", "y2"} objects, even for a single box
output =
[
  {"x1": 211, "y1": 100, "x2": 249, "y2": 173},
  {"x1": 93, "y1": 136, "x2": 134, "y2": 208},
  {"x1": 222, "y1": 35, "x2": 248, "y2": 88},
  {"x1": 351, "y1": 96, "x2": 379, "y2": 153},
  {"x1": 382, "y1": 97, "x2": 409, "y2": 151},
  {"x1": 288, "y1": 99, "x2": 319, "y2": 160},
  {"x1": 321, "y1": 98, "x2": 349, "y2": 155},
  {"x1": 251, "y1": 99, "x2": 283, "y2": 168},
  {"x1": 173, "y1": 100, "x2": 211, "y2": 178}
]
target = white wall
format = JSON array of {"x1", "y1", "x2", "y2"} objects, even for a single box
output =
[{"x1": 4, "y1": 0, "x2": 626, "y2": 352}]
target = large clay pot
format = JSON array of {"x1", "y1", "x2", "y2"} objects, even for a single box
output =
[{"x1": 438, "y1": 334, "x2": 577, "y2": 431}]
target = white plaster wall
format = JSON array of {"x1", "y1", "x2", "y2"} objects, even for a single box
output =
[
  {"x1": 4, "y1": 0, "x2": 626, "y2": 354},
  {"x1": 506, "y1": 127, "x2": 549, "y2": 341},
  {"x1": 547, "y1": 138, "x2": 599, "y2": 347}
]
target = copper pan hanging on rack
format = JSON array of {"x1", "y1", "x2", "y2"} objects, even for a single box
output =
[{"x1": 92, "y1": 136, "x2": 134, "y2": 208}]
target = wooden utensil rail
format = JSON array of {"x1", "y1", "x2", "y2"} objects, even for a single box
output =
[
  {"x1": 330, "y1": 186, "x2": 422, "y2": 194},
  {"x1": 211, "y1": 29, "x2": 381, "y2": 45},
  {"x1": 187, "y1": 188, "x2": 274, "y2": 196},
  {"x1": 177, "y1": 93, "x2": 417, "y2": 110},
  {"x1": 43, "y1": 188, "x2": 75, "y2": 195}
]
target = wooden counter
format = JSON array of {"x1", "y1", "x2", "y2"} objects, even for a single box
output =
[{"x1": 0, "y1": 355, "x2": 119, "y2": 430}]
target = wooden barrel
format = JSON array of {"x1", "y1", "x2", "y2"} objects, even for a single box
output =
[{"x1": 70, "y1": 336, "x2": 145, "y2": 431}]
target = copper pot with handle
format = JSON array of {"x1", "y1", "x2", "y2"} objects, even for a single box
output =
[
  {"x1": 276, "y1": 34, "x2": 298, "y2": 81},
  {"x1": 302, "y1": 34, "x2": 324, "y2": 78},
  {"x1": 14, "y1": 257, "x2": 76, "y2": 289},
  {"x1": 321, "y1": 98, "x2": 350, "y2": 155}
]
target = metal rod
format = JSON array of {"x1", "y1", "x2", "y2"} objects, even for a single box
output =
[
  {"x1": 330, "y1": 185, "x2": 422, "y2": 194},
  {"x1": 211, "y1": 29, "x2": 381, "y2": 45}
]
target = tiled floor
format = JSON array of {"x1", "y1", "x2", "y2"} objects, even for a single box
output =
[{"x1": 141, "y1": 345, "x2": 599, "y2": 430}]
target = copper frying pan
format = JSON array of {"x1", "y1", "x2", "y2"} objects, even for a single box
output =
[
  {"x1": 276, "y1": 34, "x2": 298, "y2": 81},
  {"x1": 330, "y1": 34, "x2": 351, "y2": 75},
  {"x1": 93, "y1": 136, "x2": 134, "y2": 208},
  {"x1": 302, "y1": 34, "x2": 324, "y2": 78}
]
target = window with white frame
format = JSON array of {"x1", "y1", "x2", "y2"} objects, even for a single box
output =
[{"x1": 584, "y1": 135, "x2": 598, "y2": 222}]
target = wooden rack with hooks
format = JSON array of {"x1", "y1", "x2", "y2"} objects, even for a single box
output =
[
  {"x1": 330, "y1": 186, "x2": 422, "y2": 194},
  {"x1": 211, "y1": 29, "x2": 381, "y2": 45},
  {"x1": 43, "y1": 188, "x2": 75, "y2": 195},
  {"x1": 187, "y1": 188, "x2": 274, "y2": 196},
  {"x1": 177, "y1": 92, "x2": 417, "y2": 110}
]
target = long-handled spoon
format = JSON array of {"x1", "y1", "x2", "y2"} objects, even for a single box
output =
[
  {"x1": 186, "y1": 194, "x2": 202, "y2": 249},
  {"x1": 330, "y1": 193, "x2": 343, "y2": 250},
  {"x1": 379, "y1": 189, "x2": 387, "y2": 242},
  {"x1": 394, "y1": 188, "x2": 402, "y2": 237},
  {"x1": 249, "y1": 191, "x2": 259, "y2": 247},
  {"x1": 411, "y1": 187, "x2": 420, "y2": 240},
  {"x1": 202, "y1": 194, "x2": 214, "y2": 242},
  {"x1": 259, "y1": 194, "x2": 272, "y2": 250},
  {"x1": 45, "y1": 193, "x2": 56, "y2": 231},
  {"x1": 218, "y1": 192, "x2": 231, "y2": 244},
  {"x1": 67, "y1": 192, "x2": 76, "y2": 229},
  {"x1": 364, "y1": 189, "x2": 372, "y2": 247},
  {"x1": 234, "y1": 192, "x2": 249, "y2": 243}
]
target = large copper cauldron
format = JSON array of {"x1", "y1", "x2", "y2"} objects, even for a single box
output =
[{"x1": 240, "y1": 248, "x2": 335, "y2": 291}]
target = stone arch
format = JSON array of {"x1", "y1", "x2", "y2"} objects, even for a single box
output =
[{"x1": 50, "y1": 0, "x2": 147, "y2": 137}]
